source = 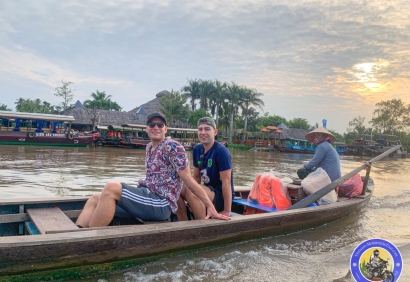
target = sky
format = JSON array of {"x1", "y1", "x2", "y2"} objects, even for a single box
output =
[{"x1": 1, "y1": 0, "x2": 409, "y2": 133}]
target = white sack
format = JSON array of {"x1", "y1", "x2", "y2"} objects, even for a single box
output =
[{"x1": 301, "y1": 167, "x2": 337, "y2": 205}]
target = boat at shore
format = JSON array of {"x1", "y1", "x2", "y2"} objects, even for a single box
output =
[
  {"x1": 0, "y1": 146, "x2": 399, "y2": 280},
  {"x1": 346, "y1": 135, "x2": 407, "y2": 157},
  {"x1": 0, "y1": 111, "x2": 94, "y2": 147},
  {"x1": 98, "y1": 123, "x2": 221, "y2": 150}
]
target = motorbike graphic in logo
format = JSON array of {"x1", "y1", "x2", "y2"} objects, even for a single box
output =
[{"x1": 350, "y1": 238, "x2": 402, "y2": 282}]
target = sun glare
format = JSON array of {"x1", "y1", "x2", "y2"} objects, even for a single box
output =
[{"x1": 352, "y1": 61, "x2": 389, "y2": 94}]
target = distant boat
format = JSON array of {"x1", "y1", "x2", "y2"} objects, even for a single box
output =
[
  {"x1": 97, "y1": 123, "x2": 201, "y2": 150},
  {"x1": 346, "y1": 135, "x2": 405, "y2": 157},
  {"x1": 334, "y1": 142, "x2": 347, "y2": 154},
  {"x1": 0, "y1": 111, "x2": 94, "y2": 147}
]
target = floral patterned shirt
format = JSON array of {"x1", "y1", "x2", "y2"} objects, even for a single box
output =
[{"x1": 138, "y1": 136, "x2": 189, "y2": 213}]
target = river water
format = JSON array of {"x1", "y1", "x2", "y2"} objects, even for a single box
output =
[{"x1": 0, "y1": 145, "x2": 409, "y2": 281}]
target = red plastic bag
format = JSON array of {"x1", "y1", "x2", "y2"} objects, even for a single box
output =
[{"x1": 338, "y1": 174, "x2": 363, "y2": 198}]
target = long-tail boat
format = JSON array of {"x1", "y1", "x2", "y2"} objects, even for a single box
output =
[
  {"x1": 0, "y1": 111, "x2": 94, "y2": 147},
  {"x1": 0, "y1": 146, "x2": 401, "y2": 280}
]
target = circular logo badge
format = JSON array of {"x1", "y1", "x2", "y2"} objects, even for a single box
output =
[{"x1": 350, "y1": 238, "x2": 403, "y2": 282}]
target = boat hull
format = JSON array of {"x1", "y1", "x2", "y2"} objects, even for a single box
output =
[
  {"x1": 0, "y1": 192, "x2": 371, "y2": 277},
  {"x1": 0, "y1": 132, "x2": 94, "y2": 147}
]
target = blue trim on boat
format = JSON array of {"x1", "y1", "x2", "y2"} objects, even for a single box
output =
[{"x1": 233, "y1": 198, "x2": 317, "y2": 212}]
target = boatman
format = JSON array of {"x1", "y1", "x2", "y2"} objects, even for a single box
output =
[
  {"x1": 76, "y1": 112, "x2": 230, "y2": 228},
  {"x1": 176, "y1": 117, "x2": 234, "y2": 220}
]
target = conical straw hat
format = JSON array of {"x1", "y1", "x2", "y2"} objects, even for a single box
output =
[{"x1": 305, "y1": 127, "x2": 336, "y2": 143}]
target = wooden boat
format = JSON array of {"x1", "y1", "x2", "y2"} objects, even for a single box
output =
[
  {"x1": 0, "y1": 146, "x2": 400, "y2": 280},
  {"x1": 0, "y1": 111, "x2": 94, "y2": 147},
  {"x1": 0, "y1": 189, "x2": 372, "y2": 278},
  {"x1": 345, "y1": 134, "x2": 404, "y2": 157}
]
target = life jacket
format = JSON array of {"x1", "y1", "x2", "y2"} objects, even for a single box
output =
[{"x1": 245, "y1": 173, "x2": 291, "y2": 214}]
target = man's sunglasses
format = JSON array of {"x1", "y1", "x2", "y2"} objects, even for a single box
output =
[
  {"x1": 148, "y1": 122, "x2": 165, "y2": 128},
  {"x1": 198, "y1": 154, "x2": 204, "y2": 169}
]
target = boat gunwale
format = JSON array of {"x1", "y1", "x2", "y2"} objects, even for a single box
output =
[{"x1": 0, "y1": 190, "x2": 372, "y2": 246}]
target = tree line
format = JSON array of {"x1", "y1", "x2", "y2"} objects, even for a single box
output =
[
  {"x1": 2, "y1": 78, "x2": 409, "y2": 148},
  {"x1": 345, "y1": 98, "x2": 410, "y2": 149},
  {"x1": 0, "y1": 80, "x2": 122, "y2": 114}
]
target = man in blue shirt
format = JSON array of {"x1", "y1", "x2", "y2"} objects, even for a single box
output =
[{"x1": 177, "y1": 117, "x2": 234, "y2": 220}]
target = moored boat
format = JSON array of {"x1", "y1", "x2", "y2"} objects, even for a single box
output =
[{"x1": 0, "y1": 111, "x2": 94, "y2": 147}]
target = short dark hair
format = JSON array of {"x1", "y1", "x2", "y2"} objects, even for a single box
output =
[{"x1": 147, "y1": 112, "x2": 167, "y2": 125}]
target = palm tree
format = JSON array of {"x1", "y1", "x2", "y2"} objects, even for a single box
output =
[
  {"x1": 0, "y1": 104, "x2": 12, "y2": 111},
  {"x1": 218, "y1": 101, "x2": 231, "y2": 137},
  {"x1": 225, "y1": 82, "x2": 242, "y2": 143},
  {"x1": 181, "y1": 79, "x2": 201, "y2": 111},
  {"x1": 209, "y1": 80, "x2": 227, "y2": 128},
  {"x1": 15, "y1": 98, "x2": 52, "y2": 113},
  {"x1": 83, "y1": 90, "x2": 122, "y2": 111},
  {"x1": 197, "y1": 79, "x2": 214, "y2": 111},
  {"x1": 239, "y1": 87, "x2": 265, "y2": 143}
]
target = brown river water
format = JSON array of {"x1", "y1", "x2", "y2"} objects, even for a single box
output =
[{"x1": 0, "y1": 145, "x2": 409, "y2": 281}]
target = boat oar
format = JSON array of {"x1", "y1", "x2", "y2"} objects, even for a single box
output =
[{"x1": 287, "y1": 145, "x2": 402, "y2": 210}]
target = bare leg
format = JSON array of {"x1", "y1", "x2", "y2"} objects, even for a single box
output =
[
  {"x1": 182, "y1": 185, "x2": 207, "y2": 220},
  {"x1": 89, "y1": 182, "x2": 123, "y2": 227},
  {"x1": 176, "y1": 196, "x2": 188, "y2": 221},
  {"x1": 76, "y1": 193, "x2": 101, "y2": 228}
]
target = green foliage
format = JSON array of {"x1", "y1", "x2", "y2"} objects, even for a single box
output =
[
  {"x1": 181, "y1": 78, "x2": 201, "y2": 111},
  {"x1": 210, "y1": 80, "x2": 227, "y2": 128},
  {"x1": 258, "y1": 114, "x2": 287, "y2": 128},
  {"x1": 239, "y1": 87, "x2": 264, "y2": 143},
  {"x1": 188, "y1": 109, "x2": 209, "y2": 128},
  {"x1": 235, "y1": 111, "x2": 261, "y2": 132},
  {"x1": 83, "y1": 90, "x2": 122, "y2": 111},
  {"x1": 54, "y1": 80, "x2": 75, "y2": 111},
  {"x1": 15, "y1": 98, "x2": 52, "y2": 113},
  {"x1": 327, "y1": 129, "x2": 344, "y2": 142},
  {"x1": 288, "y1": 118, "x2": 311, "y2": 130},
  {"x1": 159, "y1": 90, "x2": 190, "y2": 126},
  {"x1": 180, "y1": 79, "x2": 265, "y2": 141},
  {"x1": 0, "y1": 103, "x2": 12, "y2": 111},
  {"x1": 226, "y1": 143, "x2": 252, "y2": 151},
  {"x1": 371, "y1": 98, "x2": 410, "y2": 134},
  {"x1": 347, "y1": 116, "x2": 367, "y2": 134}
]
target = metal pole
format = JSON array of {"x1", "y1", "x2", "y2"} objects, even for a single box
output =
[{"x1": 362, "y1": 165, "x2": 371, "y2": 195}]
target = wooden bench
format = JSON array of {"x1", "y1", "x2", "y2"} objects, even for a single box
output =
[
  {"x1": 254, "y1": 141, "x2": 263, "y2": 147},
  {"x1": 287, "y1": 183, "x2": 307, "y2": 205},
  {"x1": 26, "y1": 207, "x2": 79, "y2": 234}
]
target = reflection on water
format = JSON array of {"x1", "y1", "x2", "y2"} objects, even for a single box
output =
[{"x1": 0, "y1": 145, "x2": 409, "y2": 281}]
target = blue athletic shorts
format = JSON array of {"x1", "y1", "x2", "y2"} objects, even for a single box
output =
[
  {"x1": 208, "y1": 186, "x2": 224, "y2": 212},
  {"x1": 115, "y1": 183, "x2": 171, "y2": 221}
]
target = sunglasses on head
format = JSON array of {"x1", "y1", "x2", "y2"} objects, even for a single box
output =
[{"x1": 148, "y1": 122, "x2": 165, "y2": 128}]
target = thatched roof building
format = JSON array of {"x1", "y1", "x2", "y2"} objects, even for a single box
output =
[
  {"x1": 270, "y1": 128, "x2": 311, "y2": 142},
  {"x1": 129, "y1": 90, "x2": 190, "y2": 128},
  {"x1": 63, "y1": 90, "x2": 190, "y2": 129}
]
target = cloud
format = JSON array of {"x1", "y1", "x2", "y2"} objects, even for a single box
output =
[
  {"x1": 0, "y1": 45, "x2": 132, "y2": 87},
  {"x1": 1, "y1": 0, "x2": 410, "y2": 133}
]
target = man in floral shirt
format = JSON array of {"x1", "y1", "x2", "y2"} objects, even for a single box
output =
[{"x1": 76, "y1": 112, "x2": 230, "y2": 227}]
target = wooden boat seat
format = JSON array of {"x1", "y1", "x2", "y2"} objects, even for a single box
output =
[{"x1": 26, "y1": 207, "x2": 79, "y2": 234}]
